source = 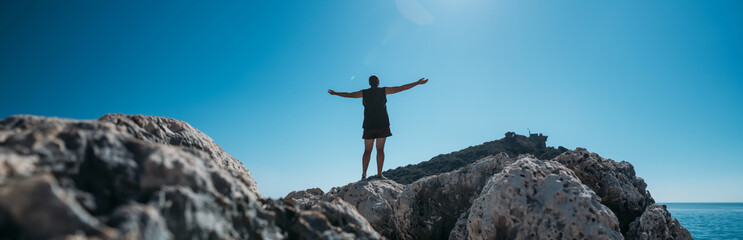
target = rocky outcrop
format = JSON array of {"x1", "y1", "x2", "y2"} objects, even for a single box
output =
[
  {"x1": 392, "y1": 154, "x2": 512, "y2": 240},
  {"x1": 98, "y1": 113, "x2": 259, "y2": 194},
  {"x1": 0, "y1": 114, "x2": 691, "y2": 239},
  {"x1": 626, "y1": 204, "x2": 693, "y2": 240},
  {"x1": 0, "y1": 114, "x2": 379, "y2": 239},
  {"x1": 285, "y1": 187, "x2": 326, "y2": 210},
  {"x1": 323, "y1": 179, "x2": 404, "y2": 238},
  {"x1": 383, "y1": 132, "x2": 568, "y2": 184},
  {"x1": 292, "y1": 149, "x2": 690, "y2": 240},
  {"x1": 265, "y1": 197, "x2": 383, "y2": 240},
  {"x1": 552, "y1": 148, "x2": 656, "y2": 234},
  {"x1": 288, "y1": 154, "x2": 513, "y2": 240},
  {"x1": 449, "y1": 157, "x2": 622, "y2": 239}
]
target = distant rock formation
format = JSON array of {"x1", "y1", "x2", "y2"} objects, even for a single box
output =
[
  {"x1": 383, "y1": 132, "x2": 568, "y2": 184},
  {"x1": 0, "y1": 114, "x2": 380, "y2": 239},
  {"x1": 289, "y1": 136, "x2": 692, "y2": 239},
  {"x1": 0, "y1": 114, "x2": 691, "y2": 239}
]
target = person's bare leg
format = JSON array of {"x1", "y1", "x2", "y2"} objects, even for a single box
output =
[
  {"x1": 362, "y1": 139, "x2": 374, "y2": 180},
  {"x1": 375, "y1": 137, "x2": 386, "y2": 176}
]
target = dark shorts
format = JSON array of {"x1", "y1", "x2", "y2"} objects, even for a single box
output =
[{"x1": 362, "y1": 127, "x2": 392, "y2": 139}]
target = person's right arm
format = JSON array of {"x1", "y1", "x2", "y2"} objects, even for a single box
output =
[
  {"x1": 328, "y1": 89, "x2": 362, "y2": 98},
  {"x1": 385, "y1": 78, "x2": 428, "y2": 94}
]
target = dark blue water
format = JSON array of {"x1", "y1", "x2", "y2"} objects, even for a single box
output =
[{"x1": 663, "y1": 203, "x2": 743, "y2": 240}]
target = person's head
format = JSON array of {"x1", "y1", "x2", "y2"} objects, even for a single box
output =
[{"x1": 369, "y1": 75, "x2": 379, "y2": 88}]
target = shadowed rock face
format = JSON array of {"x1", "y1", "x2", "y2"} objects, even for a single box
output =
[
  {"x1": 0, "y1": 114, "x2": 380, "y2": 240},
  {"x1": 552, "y1": 148, "x2": 655, "y2": 235},
  {"x1": 626, "y1": 204, "x2": 693, "y2": 240},
  {"x1": 392, "y1": 154, "x2": 512, "y2": 240},
  {"x1": 288, "y1": 154, "x2": 514, "y2": 240},
  {"x1": 383, "y1": 132, "x2": 568, "y2": 184}
]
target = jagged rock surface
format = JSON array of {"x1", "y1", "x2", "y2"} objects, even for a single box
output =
[
  {"x1": 98, "y1": 113, "x2": 259, "y2": 194},
  {"x1": 392, "y1": 154, "x2": 512, "y2": 240},
  {"x1": 383, "y1": 132, "x2": 568, "y2": 184},
  {"x1": 323, "y1": 179, "x2": 404, "y2": 238},
  {"x1": 1, "y1": 114, "x2": 692, "y2": 240},
  {"x1": 289, "y1": 153, "x2": 513, "y2": 240},
  {"x1": 626, "y1": 204, "x2": 693, "y2": 240},
  {"x1": 449, "y1": 157, "x2": 623, "y2": 239},
  {"x1": 552, "y1": 148, "x2": 656, "y2": 234},
  {"x1": 0, "y1": 114, "x2": 380, "y2": 240},
  {"x1": 285, "y1": 187, "x2": 326, "y2": 210},
  {"x1": 265, "y1": 197, "x2": 383, "y2": 240},
  {"x1": 293, "y1": 148, "x2": 690, "y2": 240}
]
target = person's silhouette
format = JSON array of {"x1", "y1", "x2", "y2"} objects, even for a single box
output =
[{"x1": 328, "y1": 75, "x2": 429, "y2": 181}]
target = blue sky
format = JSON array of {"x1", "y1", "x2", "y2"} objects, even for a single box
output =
[{"x1": 1, "y1": 1, "x2": 741, "y2": 202}]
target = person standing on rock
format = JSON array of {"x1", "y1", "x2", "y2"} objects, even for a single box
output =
[{"x1": 328, "y1": 75, "x2": 428, "y2": 181}]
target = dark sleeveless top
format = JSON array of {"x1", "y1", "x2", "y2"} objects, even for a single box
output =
[{"x1": 362, "y1": 87, "x2": 390, "y2": 129}]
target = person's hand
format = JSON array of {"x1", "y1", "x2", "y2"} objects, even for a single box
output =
[
  {"x1": 328, "y1": 89, "x2": 337, "y2": 95},
  {"x1": 417, "y1": 78, "x2": 429, "y2": 85}
]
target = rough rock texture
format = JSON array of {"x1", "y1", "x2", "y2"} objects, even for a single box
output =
[
  {"x1": 287, "y1": 146, "x2": 690, "y2": 239},
  {"x1": 285, "y1": 187, "x2": 326, "y2": 210},
  {"x1": 552, "y1": 148, "x2": 656, "y2": 234},
  {"x1": 98, "y1": 113, "x2": 259, "y2": 194},
  {"x1": 383, "y1": 132, "x2": 568, "y2": 184},
  {"x1": 265, "y1": 197, "x2": 383, "y2": 240},
  {"x1": 322, "y1": 179, "x2": 404, "y2": 238},
  {"x1": 0, "y1": 114, "x2": 380, "y2": 240},
  {"x1": 393, "y1": 154, "x2": 512, "y2": 240},
  {"x1": 1, "y1": 114, "x2": 692, "y2": 239},
  {"x1": 450, "y1": 157, "x2": 623, "y2": 240},
  {"x1": 289, "y1": 153, "x2": 513, "y2": 240},
  {"x1": 626, "y1": 204, "x2": 693, "y2": 240}
]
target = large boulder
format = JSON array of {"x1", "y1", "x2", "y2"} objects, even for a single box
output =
[
  {"x1": 265, "y1": 197, "x2": 383, "y2": 240},
  {"x1": 287, "y1": 179, "x2": 404, "y2": 238},
  {"x1": 552, "y1": 148, "x2": 655, "y2": 234},
  {"x1": 286, "y1": 187, "x2": 326, "y2": 210},
  {"x1": 626, "y1": 204, "x2": 692, "y2": 240},
  {"x1": 296, "y1": 154, "x2": 513, "y2": 240},
  {"x1": 323, "y1": 179, "x2": 404, "y2": 238},
  {"x1": 0, "y1": 114, "x2": 380, "y2": 239},
  {"x1": 393, "y1": 153, "x2": 512, "y2": 240},
  {"x1": 97, "y1": 113, "x2": 259, "y2": 194},
  {"x1": 450, "y1": 157, "x2": 622, "y2": 240}
]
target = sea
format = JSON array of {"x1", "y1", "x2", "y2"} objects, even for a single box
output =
[{"x1": 663, "y1": 203, "x2": 743, "y2": 240}]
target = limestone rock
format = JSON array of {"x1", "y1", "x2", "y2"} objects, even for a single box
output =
[
  {"x1": 324, "y1": 179, "x2": 404, "y2": 238},
  {"x1": 0, "y1": 174, "x2": 113, "y2": 239},
  {"x1": 264, "y1": 197, "x2": 383, "y2": 240},
  {"x1": 98, "y1": 113, "x2": 259, "y2": 194},
  {"x1": 310, "y1": 198, "x2": 384, "y2": 239},
  {"x1": 384, "y1": 132, "x2": 567, "y2": 184},
  {"x1": 626, "y1": 204, "x2": 692, "y2": 240},
  {"x1": 285, "y1": 187, "x2": 326, "y2": 210},
  {"x1": 0, "y1": 114, "x2": 380, "y2": 240},
  {"x1": 107, "y1": 204, "x2": 172, "y2": 240},
  {"x1": 552, "y1": 148, "x2": 655, "y2": 234},
  {"x1": 450, "y1": 157, "x2": 622, "y2": 240},
  {"x1": 393, "y1": 153, "x2": 512, "y2": 240},
  {"x1": 312, "y1": 153, "x2": 512, "y2": 240}
]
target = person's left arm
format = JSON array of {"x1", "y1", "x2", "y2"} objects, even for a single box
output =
[{"x1": 385, "y1": 78, "x2": 428, "y2": 94}]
